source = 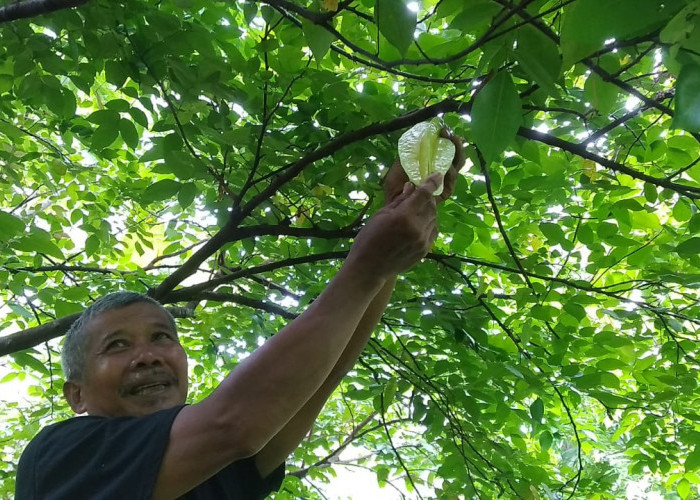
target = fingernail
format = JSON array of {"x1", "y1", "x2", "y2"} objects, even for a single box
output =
[{"x1": 403, "y1": 182, "x2": 412, "y2": 194}]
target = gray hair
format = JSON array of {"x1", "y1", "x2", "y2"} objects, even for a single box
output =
[{"x1": 62, "y1": 292, "x2": 177, "y2": 381}]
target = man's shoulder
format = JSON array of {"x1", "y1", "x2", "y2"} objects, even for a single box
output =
[
  {"x1": 16, "y1": 416, "x2": 96, "y2": 498},
  {"x1": 17, "y1": 406, "x2": 187, "y2": 499},
  {"x1": 24, "y1": 414, "x2": 115, "y2": 452},
  {"x1": 30, "y1": 406, "x2": 184, "y2": 446},
  {"x1": 20, "y1": 416, "x2": 89, "y2": 456}
]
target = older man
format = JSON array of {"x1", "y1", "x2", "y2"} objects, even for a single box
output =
[{"x1": 15, "y1": 150, "x2": 460, "y2": 499}]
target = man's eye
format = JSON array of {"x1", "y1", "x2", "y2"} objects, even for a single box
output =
[
  {"x1": 153, "y1": 332, "x2": 173, "y2": 341},
  {"x1": 105, "y1": 339, "x2": 128, "y2": 350}
]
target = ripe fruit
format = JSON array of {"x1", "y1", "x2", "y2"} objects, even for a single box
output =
[{"x1": 398, "y1": 118, "x2": 456, "y2": 196}]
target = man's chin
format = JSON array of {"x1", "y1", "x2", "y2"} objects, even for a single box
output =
[{"x1": 123, "y1": 389, "x2": 186, "y2": 416}]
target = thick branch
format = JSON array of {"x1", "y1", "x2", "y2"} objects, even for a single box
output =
[
  {"x1": 166, "y1": 251, "x2": 347, "y2": 301},
  {"x1": 517, "y1": 128, "x2": 700, "y2": 198},
  {"x1": 0, "y1": 306, "x2": 194, "y2": 357},
  {"x1": 6, "y1": 264, "x2": 130, "y2": 275},
  {"x1": 162, "y1": 291, "x2": 297, "y2": 320},
  {"x1": 0, "y1": 0, "x2": 88, "y2": 23}
]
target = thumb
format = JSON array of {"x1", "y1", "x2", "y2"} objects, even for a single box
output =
[{"x1": 421, "y1": 173, "x2": 443, "y2": 194}]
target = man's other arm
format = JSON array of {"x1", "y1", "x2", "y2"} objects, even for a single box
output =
[{"x1": 253, "y1": 274, "x2": 397, "y2": 477}]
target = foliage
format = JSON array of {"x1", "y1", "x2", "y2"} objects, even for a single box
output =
[{"x1": 1, "y1": 0, "x2": 700, "y2": 497}]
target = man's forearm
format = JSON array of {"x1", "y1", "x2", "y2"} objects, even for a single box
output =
[
  {"x1": 326, "y1": 274, "x2": 397, "y2": 383},
  {"x1": 200, "y1": 263, "x2": 387, "y2": 456},
  {"x1": 254, "y1": 275, "x2": 398, "y2": 477}
]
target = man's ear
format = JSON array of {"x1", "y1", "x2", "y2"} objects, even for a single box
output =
[{"x1": 63, "y1": 380, "x2": 87, "y2": 414}]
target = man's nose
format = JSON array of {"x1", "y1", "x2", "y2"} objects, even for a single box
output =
[{"x1": 130, "y1": 343, "x2": 164, "y2": 368}]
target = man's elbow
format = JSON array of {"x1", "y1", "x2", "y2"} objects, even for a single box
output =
[{"x1": 209, "y1": 405, "x2": 275, "y2": 459}]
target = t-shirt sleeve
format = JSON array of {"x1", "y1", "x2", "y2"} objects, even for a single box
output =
[
  {"x1": 16, "y1": 406, "x2": 184, "y2": 500},
  {"x1": 212, "y1": 456, "x2": 286, "y2": 500}
]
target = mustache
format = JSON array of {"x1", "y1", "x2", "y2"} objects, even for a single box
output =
[{"x1": 120, "y1": 367, "x2": 178, "y2": 396}]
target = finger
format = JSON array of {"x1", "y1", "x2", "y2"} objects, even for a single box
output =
[
  {"x1": 450, "y1": 137, "x2": 465, "y2": 168},
  {"x1": 389, "y1": 182, "x2": 415, "y2": 208},
  {"x1": 416, "y1": 173, "x2": 443, "y2": 197},
  {"x1": 440, "y1": 127, "x2": 465, "y2": 168},
  {"x1": 420, "y1": 220, "x2": 438, "y2": 256},
  {"x1": 437, "y1": 167, "x2": 458, "y2": 202}
]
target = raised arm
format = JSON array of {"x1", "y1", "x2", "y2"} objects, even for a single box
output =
[
  {"x1": 252, "y1": 136, "x2": 465, "y2": 477},
  {"x1": 153, "y1": 174, "x2": 442, "y2": 499}
]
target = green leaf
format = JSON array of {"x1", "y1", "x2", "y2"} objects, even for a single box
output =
[
  {"x1": 243, "y1": 2, "x2": 257, "y2": 24},
  {"x1": 676, "y1": 237, "x2": 700, "y2": 256},
  {"x1": 0, "y1": 74, "x2": 13, "y2": 93},
  {"x1": 561, "y1": 0, "x2": 684, "y2": 67},
  {"x1": 92, "y1": 123, "x2": 120, "y2": 150},
  {"x1": 690, "y1": 214, "x2": 700, "y2": 234},
  {"x1": 530, "y1": 398, "x2": 544, "y2": 422},
  {"x1": 104, "y1": 60, "x2": 129, "y2": 88},
  {"x1": 85, "y1": 234, "x2": 100, "y2": 256},
  {"x1": 471, "y1": 71, "x2": 523, "y2": 164},
  {"x1": 450, "y1": 1, "x2": 500, "y2": 33},
  {"x1": 539, "y1": 430, "x2": 553, "y2": 451},
  {"x1": 584, "y1": 73, "x2": 619, "y2": 115},
  {"x1": 14, "y1": 227, "x2": 63, "y2": 259},
  {"x1": 514, "y1": 25, "x2": 561, "y2": 96},
  {"x1": 301, "y1": 19, "x2": 336, "y2": 61},
  {"x1": 685, "y1": 447, "x2": 700, "y2": 472},
  {"x1": 129, "y1": 107, "x2": 149, "y2": 128},
  {"x1": 178, "y1": 182, "x2": 197, "y2": 209},
  {"x1": 375, "y1": 0, "x2": 417, "y2": 56},
  {"x1": 106, "y1": 99, "x2": 131, "y2": 112},
  {"x1": 677, "y1": 478, "x2": 690, "y2": 499},
  {"x1": 142, "y1": 179, "x2": 181, "y2": 204},
  {"x1": 87, "y1": 109, "x2": 121, "y2": 125},
  {"x1": 674, "y1": 64, "x2": 700, "y2": 133},
  {"x1": 673, "y1": 199, "x2": 692, "y2": 221},
  {"x1": 119, "y1": 118, "x2": 139, "y2": 150},
  {"x1": 539, "y1": 222, "x2": 568, "y2": 246},
  {"x1": 383, "y1": 378, "x2": 398, "y2": 407},
  {"x1": 43, "y1": 87, "x2": 76, "y2": 120},
  {"x1": 643, "y1": 183, "x2": 657, "y2": 203},
  {"x1": 12, "y1": 352, "x2": 50, "y2": 376},
  {"x1": 0, "y1": 211, "x2": 25, "y2": 240}
]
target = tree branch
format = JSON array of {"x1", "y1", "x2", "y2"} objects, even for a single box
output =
[
  {"x1": 0, "y1": 306, "x2": 195, "y2": 357},
  {"x1": 0, "y1": 0, "x2": 88, "y2": 24},
  {"x1": 162, "y1": 291, "x2": 298, "y2": 320},
  {"x1": 165, "y1": 251, "x2": 347, "y2": 301},
  {"x1": 518, "y1": 128, "x2": 700, "y2": 199},
  {"x1": 152, "y1": 97, "x2": 465, "y2": 299}
]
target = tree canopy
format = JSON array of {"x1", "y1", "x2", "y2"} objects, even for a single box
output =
[{"x1": 1, "y1": 0, "x2": 700, "y2": 497}]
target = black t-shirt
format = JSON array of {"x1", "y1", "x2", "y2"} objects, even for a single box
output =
[{"x1": 15, "y1": 405, "x2": 285, "y2": 499}]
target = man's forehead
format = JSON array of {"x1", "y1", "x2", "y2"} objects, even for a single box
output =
[{"x1": 85, "y1": 302, "x2": 174, "y2": 339}]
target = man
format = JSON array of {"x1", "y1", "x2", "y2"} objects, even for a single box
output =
[{"x1": 15, "y1": 139, "x2": 463, "y2": 499}]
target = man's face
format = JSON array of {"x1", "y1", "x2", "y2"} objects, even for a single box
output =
[{"x1": 63, "y1": 302, "x2": 189, "y2": 418}]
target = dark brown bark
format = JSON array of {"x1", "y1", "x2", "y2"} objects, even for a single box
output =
[
  {"x1": 0, "y1": 0, "x2": 89, "y2": 24},
  {"x1": 0, "y1": 306, "x2": 194, "y2": 357}
]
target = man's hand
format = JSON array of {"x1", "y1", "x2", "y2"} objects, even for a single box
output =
[
  {"x1": 383, "y1": 127, "x2": 465, "y2": 204},
  {"x1": 348, "y1": 173, "x2": 440, "y2": 280}
]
